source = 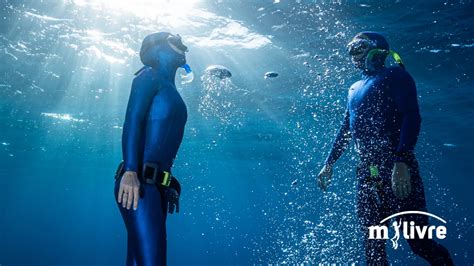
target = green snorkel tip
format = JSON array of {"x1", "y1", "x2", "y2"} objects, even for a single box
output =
[{"x1": 390, "y1": 50, "x2": 404, "y2": 67}]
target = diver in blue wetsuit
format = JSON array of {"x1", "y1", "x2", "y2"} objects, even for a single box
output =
[
  {"x1": 114, "y1": 32, "x2": 191, "y2": 266},
  {"x1": 317, "y1": 32, "x2": 453, "y2": 265}
]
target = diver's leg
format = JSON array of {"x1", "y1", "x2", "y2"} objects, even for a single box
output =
[
  {"x1": 356, "y1": 173, "x2": 388, "y2": 265},
  {"x1": 404, "y1": 216, "x2": 453, "y2": 266},
  {"x1": 126, "y1": 234, "x2": 137, "y2": 266},
  {"x1": 115, "y1": 180, "x2": 167, "y2": 266},
  {"x1": 115, "y1": 179, "x2": 138, "y2": 266},
  {"x1": 400, "y1": 160, "x2": 453, "y2": 265}
]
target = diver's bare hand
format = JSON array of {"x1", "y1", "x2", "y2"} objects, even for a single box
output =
[
  {"x1": 318, "y1": 164, "x2": 333, "y2": 191},
  {"x1": 118, "y1": 171, "x2": 141, "y2": 210},
  {"x1": 391, "y1": 162, "x2": 412, "y2": 199}
]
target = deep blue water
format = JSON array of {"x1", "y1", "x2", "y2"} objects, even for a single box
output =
[{"x1": 1, "y1": 0, "x2": 473, "y2": 265}]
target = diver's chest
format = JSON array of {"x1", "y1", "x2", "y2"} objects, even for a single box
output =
[
  {"x1": 348, "y1": 79, "x2": 390, "y2": 110},
  {"x1": 147, "y1": 90, "x2": 187, "y2": 120}
]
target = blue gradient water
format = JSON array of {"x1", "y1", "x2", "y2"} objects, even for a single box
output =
[{"x1": 1, "y1": 0, "x2": 473, "y2": 265}]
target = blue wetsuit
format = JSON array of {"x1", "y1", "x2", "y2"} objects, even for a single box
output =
[
  {"x1": 325, "y1": 66, "x2": 452, "y2": 264},
  {"x1": 114, "y1": 66, "x2": 187, "y2": 266},
  {"x1": 326, "y1": 66, "x2": 420, "y2": 165}
]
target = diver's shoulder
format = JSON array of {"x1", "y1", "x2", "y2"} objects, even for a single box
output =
[
  {"x1": 382, "y1": 66, "x2": 413, "y2": 80},
  {"x1": 133, "y1": 66, "x2": 157, "y2": 85},
  {"x1": 133, "y1": 66, "x2": 157, "y2": 82},
  {"x1": 130, "y1": 67, "x2": 159, "y2": 91}
]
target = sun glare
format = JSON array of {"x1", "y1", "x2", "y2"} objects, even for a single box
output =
[{"x1": 72, "y1": 0, "x2": 201, "y2": 21}]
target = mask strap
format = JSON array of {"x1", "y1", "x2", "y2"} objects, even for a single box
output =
[{"x1": 366, "y1": 49, "x2": 389, "y2": 62}]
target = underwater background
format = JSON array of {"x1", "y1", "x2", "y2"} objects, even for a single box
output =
[{"x1": 1, "y1": 0, "x2": 473, "y2": 265}]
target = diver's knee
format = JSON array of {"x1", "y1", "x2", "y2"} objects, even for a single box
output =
[
  {"x1": 406, "y1": 238, "x2": 440, "y2": 256},
  {"x1": 407, "y1": 238, "x2": 453, "y2": 265},
  {"x1": 406, "y1": 238, "x2": 425, "y2": 254}
]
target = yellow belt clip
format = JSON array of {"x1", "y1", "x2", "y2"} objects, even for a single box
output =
[{"x1": 161, "y1": 171, "x2": 171, "y2": 187}]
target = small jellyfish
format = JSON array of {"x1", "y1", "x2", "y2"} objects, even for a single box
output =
[
  {"x1": 443, "y1": 143, "x2": 457, "y2": 148},
  {"x1": 264, "y1": 71, "x2": 278, "y2": 79},
  {"x1": 204, "y1": 65, "x2": 232, "y2": 79}
]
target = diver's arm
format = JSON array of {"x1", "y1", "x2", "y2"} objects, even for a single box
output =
[
  {"x1": 324, "y1": 108, "x2": 352, "y2": 166},
  {"x1": 318, "y1": 108, "x2": 351, "y2": 191},
  {"x1": 392, "y1": 70, "x2": 421, "y2": 163},
  {"x1": 122, "y1": 72, "x2": 157, "y2": 172}
]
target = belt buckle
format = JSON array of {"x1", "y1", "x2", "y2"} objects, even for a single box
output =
[
  {"x1": 143, "y1": 162, "x2": 159, "y2": 185},
  {"x1": 142, "y1": 162, "x2": 171, "y2": 187}
]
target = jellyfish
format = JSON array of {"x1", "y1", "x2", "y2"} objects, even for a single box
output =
[
  {"x1": 264, "y1": 71, "x2": 278, "y2": 79},
  {"x1": 204, "y1": 65, "x2": 232, "y2": 79}
]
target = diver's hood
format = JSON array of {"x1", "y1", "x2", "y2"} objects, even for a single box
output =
[
  {"x1": 139, "y1": 32, "x2": 172, "y2": 68},
  {"x1": 353, "y1": 31, "x2": 389, "y2": 51}
]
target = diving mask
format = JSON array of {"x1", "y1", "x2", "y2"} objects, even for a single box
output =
[
  {"x1": 347, "y1": 38, "x2": 377, "y2": 61},
  {"x1": 167, "y1": 34, "x2": 188, "y2": 54},
  {"x1": 348, "y1": 37, "x2": 405, "y2": 70}
]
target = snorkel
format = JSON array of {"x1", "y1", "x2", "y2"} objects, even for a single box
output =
[
  {"x1": 348, "y1": 31, "x2": 405, "y2": 74},
  {"x1": 179, "y1": 63, "x2": 194, "y2": 84},
  {"x1": 366, "y1": 49, "x2": 405, "y2": 70},
  {"x1": 166, "y1": 34, "x2": 194, "y2": 84}
]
